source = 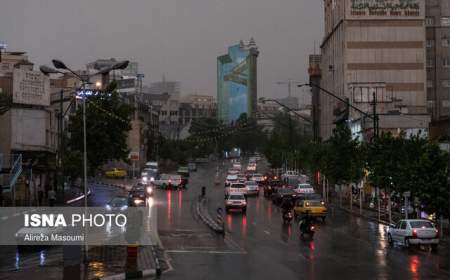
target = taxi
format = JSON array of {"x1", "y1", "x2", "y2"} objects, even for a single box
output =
[
  {"x1": 105, "y1": 168, "x2": 127, "y2": 178},
  {"x1": 294, "y1": 199, "x2": 327, "y2": 222}
]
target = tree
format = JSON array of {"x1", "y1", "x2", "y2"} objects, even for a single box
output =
[{"x1": 66, "y1": 82, "x2": 134, "y2": 177}]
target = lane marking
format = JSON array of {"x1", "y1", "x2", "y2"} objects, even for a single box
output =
[
  {"x1": 13, "y1": 213, "x2": 21, "y2": 217},
  {"x1": 166, "y1": 250, "x2": 247, "y2": 255},
  {"x1": 263, "y1": 230, "x2": 271, "y2": 235},
  {"x1": 1, "y1": 216, "x2": 8, "y2": 220}
]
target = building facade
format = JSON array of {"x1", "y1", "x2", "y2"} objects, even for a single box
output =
[
  {"x1": 426, "y1": 0, "x2": 450, "y2": 139},
  {"x1": 217, "y1": 38, "x2": 259, "y2": 123},
  {"x1": 0, "y1": 51, "x2": 56, "y2": 205},
  {"x1": 320, "y1": 0, "x2": 429, "y2": 140}
]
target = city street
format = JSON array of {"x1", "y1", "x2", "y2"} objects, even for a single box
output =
[{"x1": 156, "y1": 160, "x2": 450, "y2": 280}]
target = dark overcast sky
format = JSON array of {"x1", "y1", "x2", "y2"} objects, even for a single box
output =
[{"x1": 0, "y1": 0, "x2": 323, "y2": 98}]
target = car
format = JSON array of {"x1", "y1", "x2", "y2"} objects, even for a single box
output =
[
  {"x1": 244, "y1": 181, "x2": 259, "y2": 196},
  {"x1": 246, "y1": 163, "x2": 257, "y2": 172},
  {"x1": 228, "y1": 169, "x2": 239, "y2": 175},
  {"x1": 225, "y1": 192, "x2": 247, "y2": 214},
  {"x1": 225, "y1": 182, "x2": 246, "y2": 195},
  {"x1": 263, "y1": 179, "x2": 283, "y2": 197},
  {"x1": 106, "y1": 196, "x2": 129, "y2": 212},
  {"x1": 105, "y1": 168, "x2": 127, "y2": 179},
  {"x1": 188, "y1": 162, "x2": 197, "y2": 172},
  {"x1": 232, "y1": 163, "x2": 242, "y2": 170},
  {"x1": 129, "y1": 185, "x2": 146, "y2": 206},
  {"x1": 237, "y1": 173, "x2": 247, "y2": 182},
  {"x1": 250, "y1": 173, "x2": 264, "y2": 183},
  {"x1": 387, "y1": 219, "x2": 439, "y2": 250},
  {"x1": 294, "y1": 199, "x2": 327, "y2": 221},
  {"x1": 153, "y1": 174, "x2": 183, "y2": 189},
  {"x1": 141, "y1": 169, "x2": 157, "y2": 185},
  {"x1": 271, "y1": 188, "x2": 297, "y2": 205},
  {"x1": 225, "y1": 174, "x2": 238, "y2": 186},
  {"x1": 293, "y1": 183, "x2": 315, "y2": 194},
  {"x1": 144, "y1": 161, "x2": 159, "y2": 173},
  {"x1": 177, "y1": 166, "x2": 190, "y2": 177}
]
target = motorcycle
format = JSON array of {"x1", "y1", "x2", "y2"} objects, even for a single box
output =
[
  {"x1": 282, "y1": 210, "x2": 294, "y2": 224},
  {"x1": 299, "y1": 220, "x2": 315, "y2": 238}
]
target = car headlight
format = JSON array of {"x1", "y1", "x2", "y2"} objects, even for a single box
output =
[
  {"x1": 120, "y1": 205, "x2": 128, "y2": 211},
  {"x1": 134, "y1": 199, "x2": 143, "y2": 205},
  {"x1": 147, "y1": 186, "x2": 153, "y2": 194},
  {"x1": 142, "y1": 177, "x2": 148, "y2": 182},
  {"x1": 150, "y1": 177, "x2": 155, "y2": 182},
  {"x1": 106, "y1": 204, "x2": 112, "y2": 211}
]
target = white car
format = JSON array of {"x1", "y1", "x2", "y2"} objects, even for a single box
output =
[
  {"x1": 294, "y1": 183, "x2": 315, "y2": 194},
  {"x1": 225, "y1": 174, "x2": 238, "y2": 186},
  {"x1": 387, "y1": 219, "x2": 439, "y2": 250},
  {"x1": 250, "y1": 173, "x2": 264, "y2": 183},
  {"x1": 153, "y1": 174, "x2": 183, "y2": 189},
  {"x1": 225, "y1": 192, "x2": 247, "y2": 213},
  {"x1": 247, "y1": 163, "x2": 257, "y2": 171},
  {"x1": 225, "y1": 182, "x2": 246, "y2": 195},
  {"x1": 244, "y1": 181, "x2": 259, "y2": 196}
]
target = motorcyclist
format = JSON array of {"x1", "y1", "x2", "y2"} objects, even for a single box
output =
[
  {"x1": 299, "y1": 211, "x2": 313, "y2": 233},
  {"x1": 281, "y1": 197, "x2": 294, "y2": 215}
]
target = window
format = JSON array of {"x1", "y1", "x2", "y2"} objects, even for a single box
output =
[
  {"x1": 442, "y1": 39, "x2": 450, "y2": 47},
  {"x1": 443, "y1": 58, "x2": 450, "y2": 67},
  {"x1": 427, "y1": 57, "x2": 434, "y2": 68},
  {"x1": 400, "y1": 221, "x2": 407, "y2": 230},
  {"x1": 441, "y1": 17, "x2": 450, "y2": 26},
  {"x1": 427, "y1": 40, "x2": 434, "y2": 48},
  {"x1": 426, "y1": 17, "x2": 434, "y2": 26},
  {"x1": 443, "y1": 100, "x2": 450, "y2": 108},
  {"x1": 442, "y1": 80, "x2": 450, "y2": 88},
  {"x1": 427, "y1": 80, "x2": 434, "y2": 88}
]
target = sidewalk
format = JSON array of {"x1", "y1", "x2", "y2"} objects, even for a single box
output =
[{"x1": 332, "y1": 197, "x2": 450, "y2": 241}]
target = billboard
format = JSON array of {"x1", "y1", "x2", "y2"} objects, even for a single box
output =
[
  {"x1": 13, "y1": 68, "x2": 50, "y2": 106},
  {"x1": 346, "y1": 0, "x2": 424, "y2": 19},
  {"x1": 218, "y1": 43, "x2": 257, "y2": 123}
]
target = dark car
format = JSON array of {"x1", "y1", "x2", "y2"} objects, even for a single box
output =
[
  {"x1": 271, "y1": 188, "x2": 297, "y2": 205},
  {"x1": 129, "y1": 185, "x2": 146, "y2": 206},
  {"x1": 263, "y1": 179, "x2": 283, "y2": 197}
]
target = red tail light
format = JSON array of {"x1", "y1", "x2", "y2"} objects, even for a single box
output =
[
  {"x1": 412, "y1": 229, "x2": 417, "y2": 238},
  {"x1": 310, "y1": 226, "x2": 315, "y2": 231}
]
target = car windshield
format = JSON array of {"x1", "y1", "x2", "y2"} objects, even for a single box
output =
[
  {"x1": 170, "y1": 175, "x2": 181, "y2": 180},
  {"x1": 227, "y1": 175, "x2": 238, "y2": 180},
  {"x1": 229, "y1": 195, "x2": 244, "y2": 200},
  {"x1": 109, "y1": 197, "x2": 128, "y2": 206},
  {"x1": 246, "y1": 181, "x2": 257, "y2": 186},
  {"x1": 298, "y1": 184, "x2": 311, "y2": 189},
  {"x1": 410, "y1": 221, "x2": 434, "y2": 228}
]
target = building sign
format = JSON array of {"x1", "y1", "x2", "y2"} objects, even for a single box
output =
[
  {"x1": 129, "y1": 151, "x2": 139, "y2": 161},
  {"x1": 348, "y1": 0, "x2": 422, "y2": 18},
  {"x1": 13, "y1": 68, "x2": 50, "y2": 106}
]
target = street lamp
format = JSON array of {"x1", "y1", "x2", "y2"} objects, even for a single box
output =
[{"x1": 42, "y1": 59, "x2": 129, "y2": 263}]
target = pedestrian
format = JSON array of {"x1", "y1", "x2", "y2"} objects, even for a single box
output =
[
  {"x1": 38, "y1": 184, "x2": 43, "y2": 206},
  {"x1": 48, "y1": 188, "x2": 56, "y2": 207}
]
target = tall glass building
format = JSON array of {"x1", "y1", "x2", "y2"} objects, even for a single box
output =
[{"x1": 217, "y1": 39, "x2": 259, "y2": 123}]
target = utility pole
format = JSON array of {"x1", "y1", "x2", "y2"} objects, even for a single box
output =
[{"x1": 371, "y1": 89, "x2": 379, "y2": 139}]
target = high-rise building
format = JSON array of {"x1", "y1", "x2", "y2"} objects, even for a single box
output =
[
  {"x1": 426, "y1": 0, "x2": 450, "y2": 138},
  {"x1": 217, "y1": 38, "x2": 259, "y2": 123},
  {"x1": 320, "y1": 0, "x2": 429, "y2": 141}
]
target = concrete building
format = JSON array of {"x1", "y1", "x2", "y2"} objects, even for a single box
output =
[
  {"x1": 179, "y1": 94, "x2": 217, "y2": 126},
  {"x1": 320, "y1": 0, "x2": 430, "y2": 141},
  {"x1": 309, "y1": 54, "x2": 322, "y2": 141},
  {"x1": 0, "y1": 51, "x2": 56, "y2": 205},
  {"x1": 146, "y1": 75, "x2": 181, "y2": 100},
  {"x1": 217, "y1": 38, "x2": 259, "y2": 123},
  {"x1": 426, "y1": 0, "x2": 450, "y2": 139}
]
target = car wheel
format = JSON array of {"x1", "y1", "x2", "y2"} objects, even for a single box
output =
[
  {"x1": 388, "y1": 234, "x2": 393, "y2": 246},
  {"x1": 242, "y1": 207, "x2": 247, "y2": 214},
  {"x1": 404, "y1": 238, "x2": 410, "y2": 248}
]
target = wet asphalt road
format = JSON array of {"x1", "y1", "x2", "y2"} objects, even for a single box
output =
[
  {"x1": 156, "y1": 160, "x2": 450, "y2": 280},
  {"x1": 0, "y1": 183, "x2": 130, "y2": 280}
]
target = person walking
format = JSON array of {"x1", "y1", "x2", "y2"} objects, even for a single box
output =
[{"x1": 48, "y1": 188, "x2": 56, "y2": 207}]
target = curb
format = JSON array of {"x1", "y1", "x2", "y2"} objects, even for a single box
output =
[
  {"x1": 195, "y1": 196, "x2": 224, "y2": 234},
  {"x1": 337, "y1": 205, "x2": 391, "y2": 226},
  {"x1": 99, "y1": 268, "x2": 157, "y2": 280}
]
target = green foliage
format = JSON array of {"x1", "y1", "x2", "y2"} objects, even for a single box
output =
[{"x1": 66, "y1": 82, "x2": 134, "y2": 177}]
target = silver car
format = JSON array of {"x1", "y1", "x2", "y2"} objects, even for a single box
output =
[
  {"x1": 244, "y1": 181, "x2": 259, "y2": 196},
  {"x1": 387, "y1": 219, "x2": 439, "y2": 250}
]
